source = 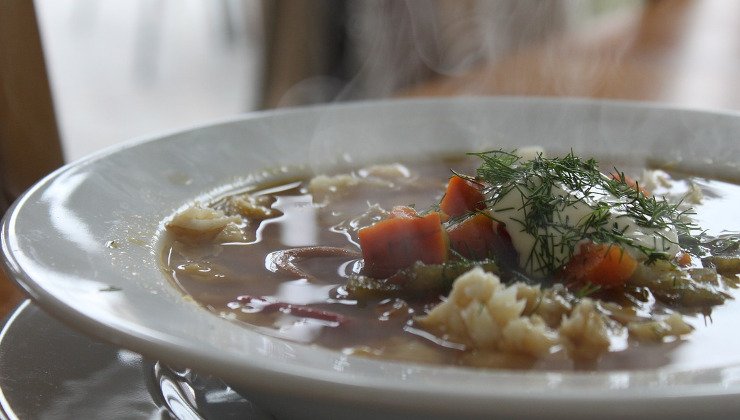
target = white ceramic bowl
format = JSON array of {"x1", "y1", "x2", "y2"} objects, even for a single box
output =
[{"x1": 3, "y1": 98, "x2": 740, "y2": 419}]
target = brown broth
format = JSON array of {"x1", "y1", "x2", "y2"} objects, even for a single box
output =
[{"x1": 163, "y1": 157, "x2": 740, "y2": 371}]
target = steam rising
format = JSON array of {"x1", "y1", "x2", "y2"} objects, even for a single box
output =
[
  {"x1": 262, "y1": 1, "x2": 693, "y2": 176},
  {"x1": 349, "y1": 0, "x2": 566, "y2": 96},
  {"x1": 271, "y1": 0, "x2": 643, "y2": 107}
]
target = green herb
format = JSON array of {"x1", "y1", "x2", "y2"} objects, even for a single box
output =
[{"x1": 470, "y1": 149, "x2": 697, "y2": 275}]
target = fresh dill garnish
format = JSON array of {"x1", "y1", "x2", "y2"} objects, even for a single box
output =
[{"x1": 469, "y1": 149, "x2": 697, "y2": 275}]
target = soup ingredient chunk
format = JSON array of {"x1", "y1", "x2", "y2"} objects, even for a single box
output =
[
  {"x1": 446, "y1": 213, "x2": 514, "y2": 261},
  {"x1": 345, "y1": 259, "x2": 499, "y2": 299},
  {"x1": 166, "y1": 205, "x2": 242, "y2": 242},
  {"x1": 439, "y1": 175, "x2": 485, "y2": 218},
  {"x1": 560, "y1": 242, "x2": 638, "y2": 287},
  {"x1": 557, "y1": 299, "x2": 611, "y2": 361},
  {"x1": 358, "y1": 206, "x2": 448, "y2": 278},
  {"x1": 417, "y1": 267, "x2": 558, "y2": 358},
  {"x1": 626, "y1": 313, "x2": 693, "y2": 342}
]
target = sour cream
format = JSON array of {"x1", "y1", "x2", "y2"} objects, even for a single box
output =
[{"x1": 489, "y1": 179, "x2": 680, "y2": 277}]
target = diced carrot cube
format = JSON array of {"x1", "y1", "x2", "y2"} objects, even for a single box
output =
[
  {"x1": 447, "y1": 213, "x2": 497, "y2": 260},
  {"x1": 358, "y1": 206, "x2": 448, "y2": 278},
  {"x1": 446, "y1": 212, "x2": 518, "y2": 265},
  {"x1": 561, "y1": 242, "x2": 638, "y2": 287},
  {"x1": 439, "y1": 176, "x2": 485, "y2": 218}
]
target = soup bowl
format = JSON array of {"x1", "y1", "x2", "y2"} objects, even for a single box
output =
[{"x1": 3, "y1": 97, "x2": 740, "y2": 419}]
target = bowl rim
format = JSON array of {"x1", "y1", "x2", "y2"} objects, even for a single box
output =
[{"x1": 4, "y1": 96, "x2": 740, "y2": 417}]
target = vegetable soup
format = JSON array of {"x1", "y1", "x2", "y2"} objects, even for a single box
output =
[{"x1": 162, "y1": 149, "x2": 740, "y2": 371}]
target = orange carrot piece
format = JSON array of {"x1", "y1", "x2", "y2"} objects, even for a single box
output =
[
  {"x1": 439, "y1": 176, "x2": 485, "y2": 218},
  {"x1": 358, "y1": 206, "x2": 448, "y2": 278},
  {"x1": 447, "y1": 213, "x2": 498, "y2": 260},
  {"x1": 561, "y1": 242, "x2": 638, "y2": 287},
  {"x1": 610, "y1": 172, "x2": 650, "y2": 196},
  {"x1": 676, "y1": 251, "x2": 692, "y2": 267},
  {"x1": 447, "y1": 213, "x2": 519, "y2": 265}
]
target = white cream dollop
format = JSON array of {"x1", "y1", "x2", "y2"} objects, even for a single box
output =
[{"x1": 489, "y1": 179, "x2": 680, "y2": 276}]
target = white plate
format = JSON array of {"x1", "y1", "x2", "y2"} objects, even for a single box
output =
[
  {"x1": 0, "y1": 300, "x2": 268, "y2": 419},
  {"x1": 0, "y1": 301, "x2": 158, "y2": 418},
  {"x1": 3, "y1": 97, "x2": 740, "y2": 419}
]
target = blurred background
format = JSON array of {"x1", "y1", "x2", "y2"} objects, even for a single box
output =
[
  {"x1": 2, "y1": 0, "x2": 740, "y2": 311},
  {"x1": 15, "y1": 0, "x2": 653, "y2": 162}
]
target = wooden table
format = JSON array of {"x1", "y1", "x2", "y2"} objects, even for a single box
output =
[{"x1": 3, "y1": 0, "x2": 740, "y2": 320}]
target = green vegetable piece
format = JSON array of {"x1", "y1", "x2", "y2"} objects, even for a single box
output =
[
  {"x1": 705, "y1": 256, "x2": 740, "y2": 276},
  {"x1": 631, "y1": 265, "x2": 729, "y2": 308},
  {"x1": 344, "y1": 276, "x2": 402, "y2": 300},
  {"x1": 345, "y1": 260, "x2": 499, "y2": 300}
]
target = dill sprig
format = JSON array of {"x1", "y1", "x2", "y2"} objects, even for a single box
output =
[{"x1": 469, "y1": 149, "x2": 697, "y2": 275}]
